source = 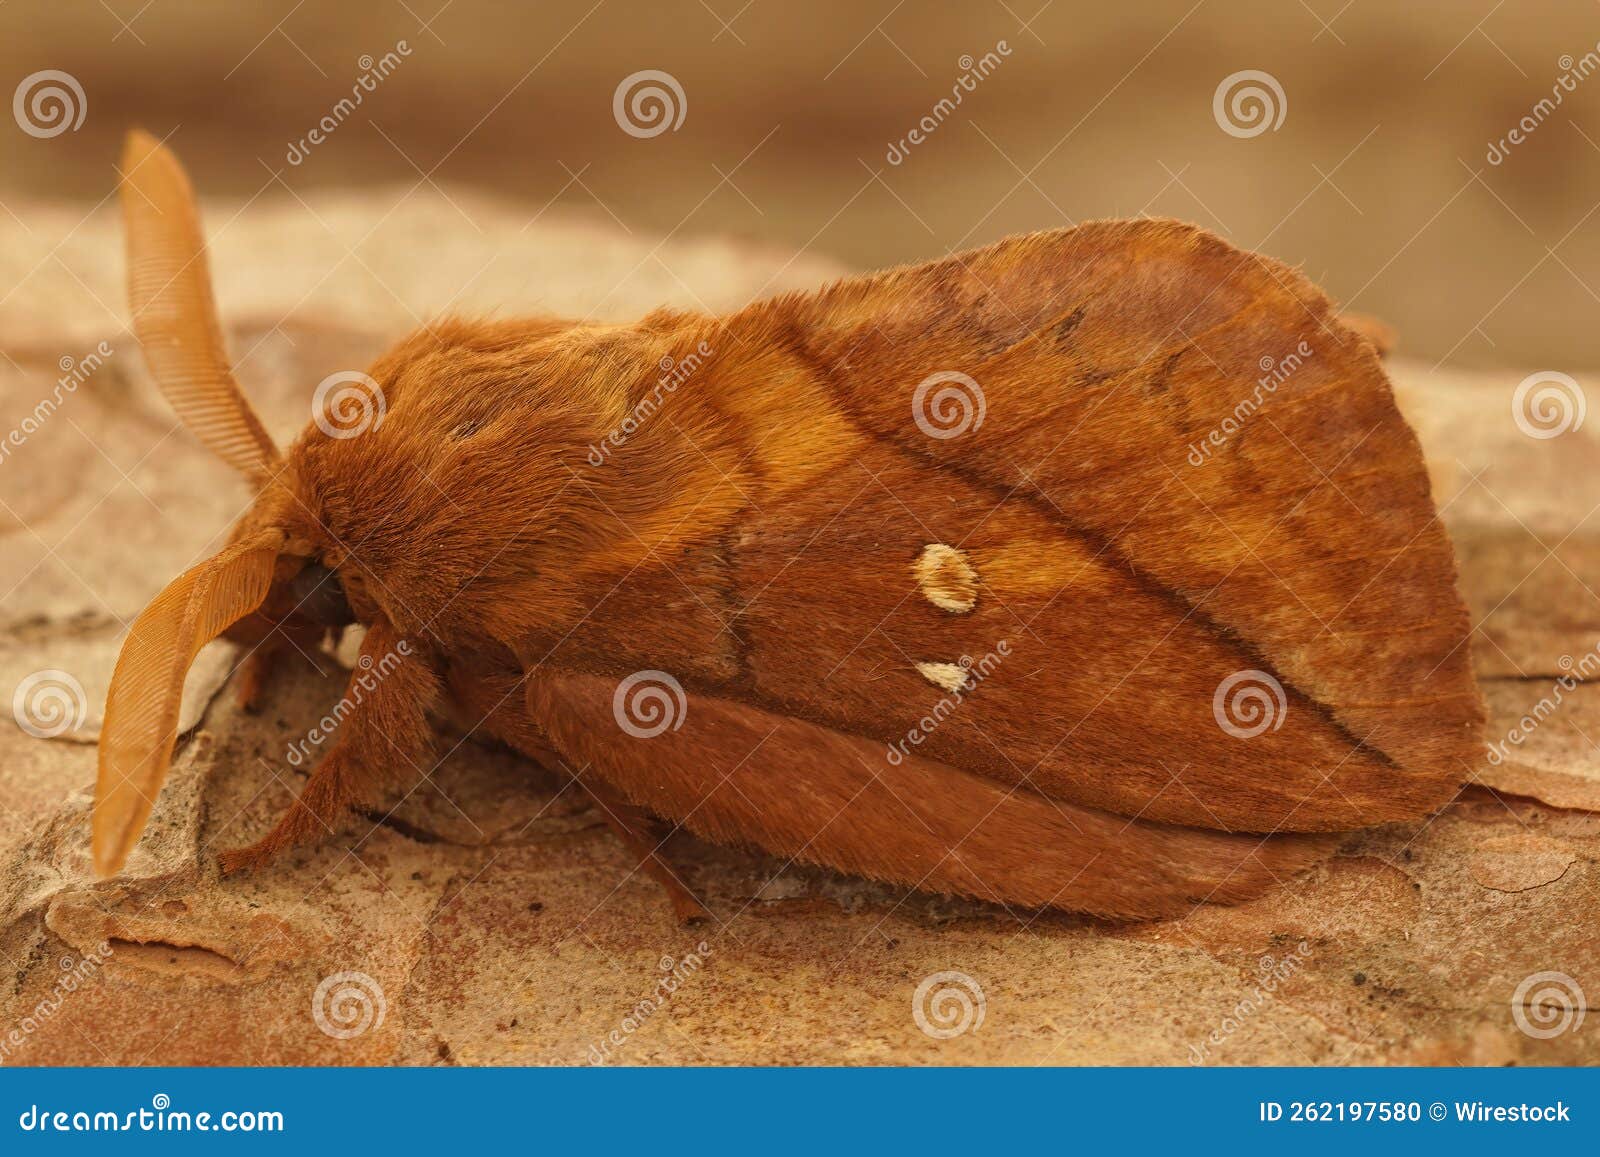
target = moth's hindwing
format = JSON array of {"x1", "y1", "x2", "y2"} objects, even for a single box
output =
[{"x1": 528, "y1": 672, "x2": 1336, "y2": 920}]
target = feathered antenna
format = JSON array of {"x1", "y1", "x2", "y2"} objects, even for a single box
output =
[
  {"x1": 94, "y1": 133, "x2": 289, "y2": 877},
  {"x1": 119, "y1": 128, "x2": 280, "y2": 482},
  {"x1": 93, "y1": 540, "x2": 279, "y2": 877}
]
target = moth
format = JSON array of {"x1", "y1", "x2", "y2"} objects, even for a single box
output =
[{"x1": 94, "y1": 130, "x2": 1483, "y2": 922}]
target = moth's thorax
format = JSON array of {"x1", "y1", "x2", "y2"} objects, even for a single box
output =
[
  {"x1": 250, "y1": 320, "x2": 693, "y2": 642},
  {"x1": 271, "y1": 309, "x2": 903, "y2": 652}
]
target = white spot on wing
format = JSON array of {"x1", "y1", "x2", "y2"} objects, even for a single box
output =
[
  {"x1": 914, "y1": 543, "x2": 978, "y2": 613},
  {"x1": 916, "y1": 661, "x2": 970, "y2": 693}
]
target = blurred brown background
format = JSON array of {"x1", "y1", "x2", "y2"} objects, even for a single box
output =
[{"x1": 2, "y1": 0, "x2": 1597, "y2": 370}]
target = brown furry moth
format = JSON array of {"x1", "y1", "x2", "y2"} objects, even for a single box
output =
[{"x1": 93, "y1": 130, "x2": 1483, "y2": 922}]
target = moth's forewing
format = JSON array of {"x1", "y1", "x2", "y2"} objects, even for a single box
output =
[{"x1": 754, "y1": 221, "x2": 1482, "y2": 823}]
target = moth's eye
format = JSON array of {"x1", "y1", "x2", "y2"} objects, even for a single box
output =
[{"x1": 290, "y1": 563, "x2": 355, "y2": 627}]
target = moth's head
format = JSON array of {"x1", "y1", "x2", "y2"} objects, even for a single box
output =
[
  {"x1": 215, "y1": 481, "x2": 364, "y2": 640},
  {"x1": 98, "y1": 132, "x2": 688, "y2": 878}
]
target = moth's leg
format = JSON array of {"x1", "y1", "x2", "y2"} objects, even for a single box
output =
[
  {"x1": 219, "y1": 622, "x2": 440, "y2": 874},
  {"x1": 231, "y1": 618, "x2": 328, "y2": 713},
  {"x1": 234, "y1": 644, "x2": 278, "y2": 713},
  {"x1": 451, "y1": 659, "x2": 710, "y2": 922},
  {"x1": 580, "y1": 776, "x2": 710, "y2": 926}
]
